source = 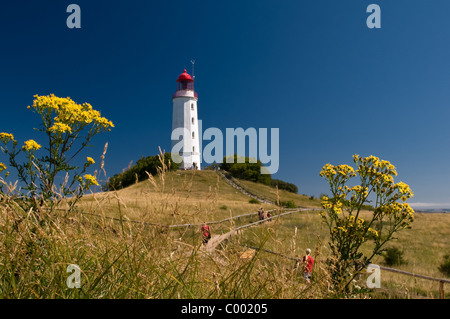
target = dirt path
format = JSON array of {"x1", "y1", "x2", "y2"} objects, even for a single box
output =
[
  {"x1": 201, "y1": 231, "x2": 235, "y2": 252},
  {"x1": 216, "y1": 170, "x2": 274, "y2": 204},
  {"x1": 200, "y1": 208, "x2": 315, "y2": 253}
]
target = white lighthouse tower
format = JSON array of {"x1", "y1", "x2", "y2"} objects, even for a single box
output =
[{"x1": 172, "y1": 69, "x2": 201, "y2": 170}]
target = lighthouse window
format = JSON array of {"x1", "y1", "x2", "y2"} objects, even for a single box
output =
[
  {"x1": 193, "y1": 146, "x2": 195, "y2": 152},
  {"x1": 192, "y1": 132, "x2": 195, "y2": 139},
  {"x1": 192, "y1": 117, "x2": 195, "y2": 124},
  {"x1": 191, "y1": 104, "x2": 194, "y2": 110}
]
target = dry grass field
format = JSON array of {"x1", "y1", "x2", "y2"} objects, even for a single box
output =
[
  {"x1": 78, "y1": 170, "x2": 450, "y2": 298},
  {"x1": 78, "y1": 170, "x2": 283, "y2": 225},
  {"x1": 1, "y1": 169, "x2": 449, "y2": 299}
]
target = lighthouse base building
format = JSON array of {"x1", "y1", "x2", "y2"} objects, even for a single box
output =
[{"x1": 172, "y1": 69, "x2": 201, "y2": 170}]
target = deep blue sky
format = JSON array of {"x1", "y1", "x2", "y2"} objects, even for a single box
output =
[{"x1": 1, "y1": 0, "x2": 450, "y2": 208}]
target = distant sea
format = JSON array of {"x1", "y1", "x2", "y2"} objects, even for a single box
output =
[{"x1": 414, "y1": 208, "x2": 450, "y2": 213}]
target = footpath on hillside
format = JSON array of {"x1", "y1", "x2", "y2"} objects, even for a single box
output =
[
  {"x1": 216, "y1": 170, "x2": 274, "y2": 204},
  {"x1": 201, "y1": 208, "x2": 318, "y2": 252}
]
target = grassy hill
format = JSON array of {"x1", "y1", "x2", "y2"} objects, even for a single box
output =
[
  {"x1": 2, "y1": 169, "x2": 449, "y2": 299},
  {"x1": 77, "y1": 169, "x2": 450, "y2": 298},
  {"x1": 234, "y1": 209, "x2": 450, "y2": 299},
  {"x1": 228, "y1": 176, "x2": 321, "y2": 208},
  {"x1": 79, "y1": 170, "x2": 320, "y2": 225}
]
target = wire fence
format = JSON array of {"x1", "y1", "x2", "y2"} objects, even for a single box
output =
[
  {"x1": 48, "y1": 205, "x2": 449, "y2": 298},
  {"x1": 239, "y1": 241, "x2": 450, "y2": 299},
  {"x1": 71, "y1": 207, "x2": 303, "y2": 229}
]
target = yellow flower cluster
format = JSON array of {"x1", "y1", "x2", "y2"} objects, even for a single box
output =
[
  {"x1": 49, "y1": 122, "x2": 72, "y2": 134},
  {"x1": 86, "y1": 157, "x2": 95, "y2": 165},
  {"x1": 0, "y1": 163, "x2": 6, "y2": 172},
  {"x1": 321, "y1": 155, "x2": 415, "y2": 279},
  {"x1": 23, "y1": 139, "x2": 42, "y2": 151},
  {"x1": 354, "y1": 154, "x2": 398, "y2": 179},
  {"x1": 349, "y1": 185, "x2": 369, "y2": 198},
  {"x1": 352, "y1": 154, "x2": 413, "y2": 201},
  {"x1": 30, "y1": 94, "x2": 114, "y2": 131},
  {"x1": 337, "y1": 164, "x2": 356, "y2": 177},
  {"x1": 0, "y1": 132, "x2": 14, "y2": 144},
  {"x1": 347, "y1": 215, "x2": 364, "y2": 224},
  {"x1": 320, "y1": 163, "x2": 356, "y2": 182},
  {"x1": 320, "y1": 163, "x2": 336, "y2": 178},
  {"x1": 83, "y1": 174, "x2": 99, "y2": 186},
  {"x1": 367, "y1": 228, "x2": 379, "y2": 237},
  {"x1": 346, "y1": 216, "x2": 365, "y2": 230},
  {"x1": 321, "y1": 198, "x2": 343, "y2": 214},
  {"x1": 378, "y1": 202, "x2": 415, "y2": 222},
  {"x1": 336, "y1": 226, "x2": 347, "y2": 233},
  {"x1": 395, "y1": 181, "x2": 414, "y2": 201},
  {"x1": 333, "y1": 215, "x2": 379, "y2": 239}
]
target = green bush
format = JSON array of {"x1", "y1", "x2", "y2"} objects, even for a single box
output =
[
  {"x1": 383, "y1": 247, "x2": 406, "y2": 266},
  {"x1": 220, "y1": 155, "x2": 272, "y2": 185},
  {"x1": 271, "y1": 179, "x2": 298, "y2": 194},
  {"x1": 249, "y1": 198, "x2": 260, "y2": 204},
  {"x1": 281, "y1": 200, "x2": 297, "y2": 208},
  {"x1": 438, "y1": 255, "x2": 450, "y2": 277}
]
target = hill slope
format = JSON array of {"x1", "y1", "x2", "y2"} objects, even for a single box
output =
[
  {"x1": 78, "y1": 169, "x2": 450, "y2": 299},
  {"x1": 79, "y1": 170, "x2": 319, "y2": 225}
]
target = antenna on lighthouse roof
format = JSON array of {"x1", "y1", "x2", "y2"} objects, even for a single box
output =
[{"x1": 190, "y1": 59, "x2": 195, "y2": 79}]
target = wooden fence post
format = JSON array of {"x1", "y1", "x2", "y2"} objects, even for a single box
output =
[{"x1": 440, "y1": 281, "x2": 445, "y2": 299}]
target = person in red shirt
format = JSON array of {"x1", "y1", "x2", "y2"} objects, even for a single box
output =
[
  {"x1": 201, "y1": 222, "x2": 211, "y2": 245},
  {"x1": 302, "y1": 248, "x2": 314, "y2": 284}
]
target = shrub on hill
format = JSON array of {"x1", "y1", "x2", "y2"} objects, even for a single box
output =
[
  {"x1": 383, "y1": 247, "x2": 407, "y2": 266},
  {"x1": 271, "y1": 179, "x2": 298, "y2": 194},
  {"x1": 438, "y1": 255, "x2": 450, "y2": 277},
  {"x1": 220, "y1": 155, "x2": 299, "y2": 193},
  {"x1": 107, "y1": 153, "x2": 180, "y2": 190},
  {"x1": 220, "y1": 155, "x2": 272, "y2": 185},
  {"x1": 281, "y1": 200, "x2": 297, "y2": 208}
]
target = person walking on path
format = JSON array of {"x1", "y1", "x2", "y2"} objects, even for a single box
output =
[
  {"x1": 201, "y1": 222, "x2": 212, "y2": 245},
  {"x1": 302, "y1": 248, "x2": 314, "y2": 284},
  {"x1": 258, "y1": 207, "x2": 266, "y2": 221}
]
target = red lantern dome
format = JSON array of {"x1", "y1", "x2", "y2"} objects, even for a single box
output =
[
  {"x1": 173, "y1": 69, "x2": 197, "y2": 99},
  {"x1": 176, "y1": 69, "x2": 194, "y2": 82}
]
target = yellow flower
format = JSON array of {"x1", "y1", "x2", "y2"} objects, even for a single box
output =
[
  {"x1": 320, "y1": 163, "x2": 337, "y2": 178},
  {"x1": 337, "y1": 226, "x2": 347, "y2": 233},
  {"x1": 86, "y1": 157, "x2": 95, "y2": 165},
  {"x1": 0, "y1": 163, "x2": 6, "y2": 172},
  {"x1": 94, "y1": 116, "x2": 115, "y2": 129},
  {"x1": 23, "y1": 139, "x2": 41, "y2": 151},
  {"x1": 83, "y1": 174, "x2": 99, "y2": 186},
  {"x1": 336, "y1": 164, "x2": 356, "y2": 177},
  {"x1": 49, "y1": 122, "x2": 72, "y2": 134},
  {"x1": 31, "y1": 94, "x2": 114, "y2": 131},
  {"x1": 0, "y1": 132, "x2": 14, "y2": 144},
  {"x1": 368, "y1": 228, "x2": 379, "y2": 237},
  {"x1": 401, "y1": 203, "x2": 415, "y2": 219}
]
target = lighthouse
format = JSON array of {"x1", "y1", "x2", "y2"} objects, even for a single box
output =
[{"x1": 172, "y1": 69, "x2": 201, "y2": 170}]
